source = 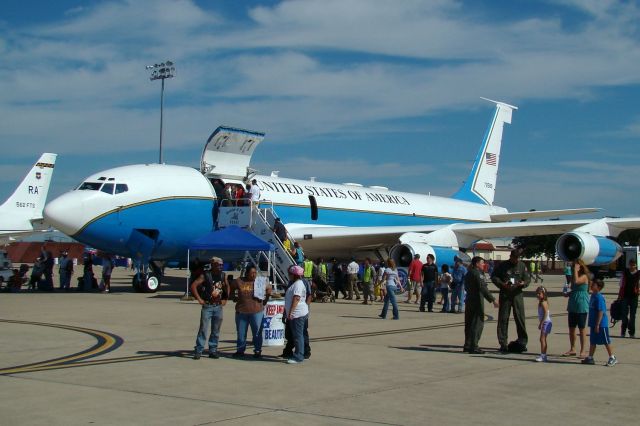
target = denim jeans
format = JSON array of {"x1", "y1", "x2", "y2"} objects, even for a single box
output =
[
  {"x1": 289, "y1": 314, "x2": 308, "y2": 362},
  {"x1": 283, "y1": 316, "x2": 311, "y2": 358},
  {"x1": 380, "y1": 284, "x2": 399, "y2": 319},
  {"x1": 235, "y1": 311, "x2": 264, "y2": 354},
  {"x1": 440, "y1": 287, "x2": 450, "y2": 312},
  {"x1": 420, "y1": 281, "x2": 435, "y2": 311},
  {"x1": 59, "y1": 271, "x2": 71, "y2": 290},
  {"x1": 195, "y1": 304, "x2": 223, "y2": 354},
  {"x1": 451, "y1": 282, "x2": 466, "y2": 312}
]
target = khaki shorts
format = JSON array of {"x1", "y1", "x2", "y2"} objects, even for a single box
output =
[{"x1": 409, "y1": 280, "x2": 421, "y2": 295}]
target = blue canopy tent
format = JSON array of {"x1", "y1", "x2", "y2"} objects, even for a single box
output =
[{"x1": 186, "y1": 226, "x2": 275, "y2": 297}]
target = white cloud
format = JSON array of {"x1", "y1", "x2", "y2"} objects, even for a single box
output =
[{"x1": 1, "y1": 0, "x2": 638, "y2": 156}]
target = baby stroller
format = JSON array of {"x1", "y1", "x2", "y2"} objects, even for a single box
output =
[{"x1": 313, "y1": 276, "x2": 335, "y2": 303}]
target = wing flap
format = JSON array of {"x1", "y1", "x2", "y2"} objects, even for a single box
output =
[{"x1": 490, "y1": 208, "x2": 601, "y2": 222}]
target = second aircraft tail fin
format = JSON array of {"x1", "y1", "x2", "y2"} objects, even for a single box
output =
[{"x1": 0, "y1": 153, "x2": 57, "y2": 223}]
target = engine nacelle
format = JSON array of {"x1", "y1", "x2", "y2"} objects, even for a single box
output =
[
  {"x1": 389, "y1": 243, "x2": 470, "y2": 268},
  {"x1": 556, "y1": 232, "x2": 622, "y2": 266}
]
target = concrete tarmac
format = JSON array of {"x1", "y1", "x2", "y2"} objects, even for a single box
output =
[{"x1": 1, "y1": 268, "x2": 638, "y2": 425}]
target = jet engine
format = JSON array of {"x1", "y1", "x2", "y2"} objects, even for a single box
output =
[
  {"x1": 556, "y1": 232, "x2": 622, "y2": 266},
  {"x1": 389, "y1": 242, "x2": 470, "y2": 268}
]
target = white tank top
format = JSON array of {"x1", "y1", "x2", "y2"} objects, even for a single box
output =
[{"x1": 538, "y1": 304, "x2": 551, "y2": 322}]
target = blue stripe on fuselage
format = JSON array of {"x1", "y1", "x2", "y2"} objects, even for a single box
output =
[
  {"x1": 266, "y1": 203, "x2": 476, "y2": 227},
  {"x1": 74, "y1": 198, "x2": 215, "y2": 260}
]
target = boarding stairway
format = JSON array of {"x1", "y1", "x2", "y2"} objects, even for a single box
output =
[{"x1": 216, "y1": 201, "x2": 296, "y2": 288}]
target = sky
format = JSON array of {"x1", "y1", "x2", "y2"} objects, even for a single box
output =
[{"x1": 1, "y1": 0, "x2": 639, "y2": 218}]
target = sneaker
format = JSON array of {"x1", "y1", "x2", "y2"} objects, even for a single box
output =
[
  {"x1": 252, "y1": 352, "x2": 262, "y2": 359},
  {"x1": 606, "y1": 356, "x2": 618, "y2": 367},
  {"x1": 193, "y1": 352, "x2": 201, "y2": 360},
  {"x1": 581, "y1": 357, "x2": 595, "y2": 365},
  {"x1": 535, "y1": 355, "x2": 547, "y2": 362},
  {"x1": 498, "y1": 345, "x2": 509, "y2": 354},
  {"x1": 286, "y1": 359, "x2": 300, "y2": 364},
  {"x1": 232, "y1": 352, "x2": 244, "y2": 358},
  {"x1": 209, "y1": 352, "x2": 220, "y2": 359}
]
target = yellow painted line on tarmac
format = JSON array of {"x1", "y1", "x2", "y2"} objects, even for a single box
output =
[{"x1": 0, "y1": 319, "x2": 123, "y2": 375}]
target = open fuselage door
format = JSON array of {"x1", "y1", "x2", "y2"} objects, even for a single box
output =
[{"x1": 200, "y1": 126, "x2": 265, "y2": 180}]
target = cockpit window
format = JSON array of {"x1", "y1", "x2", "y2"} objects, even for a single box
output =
[
  {"x1": 101, "y1": 183, "x2": 114, "y2": 194},
  {"x1": 77, "y1": 182, "x2": 102, "y2": 191},
  {"x1": 115, "y1": 184, "x2": 128, "y2": 194}
]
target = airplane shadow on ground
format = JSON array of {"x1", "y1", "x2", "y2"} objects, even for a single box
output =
[
  {"x1": 136, "y1": 350, "x2": 286, "y2": 363},
  {"x1": 339, "y1": 315, "x2": 384, "y2": 320},
  {"x1": 392, "y1": 344, "x2": 581, "y2": 365}
]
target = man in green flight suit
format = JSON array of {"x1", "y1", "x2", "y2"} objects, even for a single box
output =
[
  {"x1": 491, "y1": 249, "x2": 530, "y2": 353},
  {"x1": 464, "y1": 256, "x2": 499, "y2": 354}
]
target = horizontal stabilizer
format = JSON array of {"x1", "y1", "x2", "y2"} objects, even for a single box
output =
[{"x1": 490, "y1": 208, "x2": 601, "y2": 222}]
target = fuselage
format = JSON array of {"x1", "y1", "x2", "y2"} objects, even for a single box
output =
[
  {"x1": 255, "y1": 175, "x2": 505, "y2": 228},
  {"x1": 44, "y1": 163, "x2": 507, "y2": 261}
]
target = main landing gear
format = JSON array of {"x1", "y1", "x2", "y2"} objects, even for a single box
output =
[{"x1": 132, "y1": 262, "x2": 163, "y2": 293}]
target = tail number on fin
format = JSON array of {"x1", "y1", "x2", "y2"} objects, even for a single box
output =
[{"x1": 16, "y1": 202, "x2": 36, "y2": 208}]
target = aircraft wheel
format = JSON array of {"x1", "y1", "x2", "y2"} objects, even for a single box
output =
[{"x1": 141, "y1": 273, "x2": 160, "y2": 293}]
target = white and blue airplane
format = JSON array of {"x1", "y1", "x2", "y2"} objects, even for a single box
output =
[
  {"x1": 1, "y1": 153, "x2": 57, "y2": 243},
  {"x1": 43, "y1": 100, "x2": 639, "y2": 291}
]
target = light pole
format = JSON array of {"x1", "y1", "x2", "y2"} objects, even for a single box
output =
[{"x1": 146, "y1": 61, "x2": 175, "y2": 164}]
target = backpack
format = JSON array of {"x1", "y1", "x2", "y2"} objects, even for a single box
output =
[
  {"x1": 610, "y1": 300, "x2": 623, "y2": 325},
  {"x1": 507, "y1": 340, "x2": 527, "y2": 353}
]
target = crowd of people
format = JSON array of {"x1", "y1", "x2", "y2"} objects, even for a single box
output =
[
  {"x1": 186, "y1": 242, "x2": 635, "y2": 367},
  {"x1": 3, "y1": 239, "x2": 635, "y2": 368},
  {"x1": 1, "y1": 247, "x2": 117, "y2": 293}
]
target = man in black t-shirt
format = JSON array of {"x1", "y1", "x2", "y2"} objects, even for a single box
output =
[
  {"x1": 191, "y1": 256, "x2": 229, "y2": 359},
  {"x1": 420, "y1": 254, "x2": 439, "y2": 312}
]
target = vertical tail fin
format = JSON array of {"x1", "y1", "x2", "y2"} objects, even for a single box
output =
[
  {"x1": 451, "y1": 98, "x2": 517, "y2": 205},
  {"x1": 0, "y1": 153, "x2": 57, "y2": 227}
]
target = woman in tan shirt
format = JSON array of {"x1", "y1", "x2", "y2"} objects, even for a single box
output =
[{"x1": 229, "y1": 265, "x2": 271, "y2": 358}]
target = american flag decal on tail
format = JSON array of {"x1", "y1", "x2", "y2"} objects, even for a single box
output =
[{"x1": 485, "y1": 152, "x2": 497, "y2": 166}]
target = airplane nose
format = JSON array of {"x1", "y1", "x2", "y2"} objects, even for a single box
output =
[{"x1": 44, "y1": 193, "x2": 84, "y2": 236}]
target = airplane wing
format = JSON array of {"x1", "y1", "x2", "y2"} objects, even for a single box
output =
[
  {"x1": 489, "y1": 208, "x2": 601, "y2": 222},
  {"x1": 287, "y1": 217, "x2": 640, "y2": 252}
]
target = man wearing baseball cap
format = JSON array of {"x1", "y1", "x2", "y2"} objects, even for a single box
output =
[{"x1": 191, "y1": 256, "x2": 229, "y2": 360}]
